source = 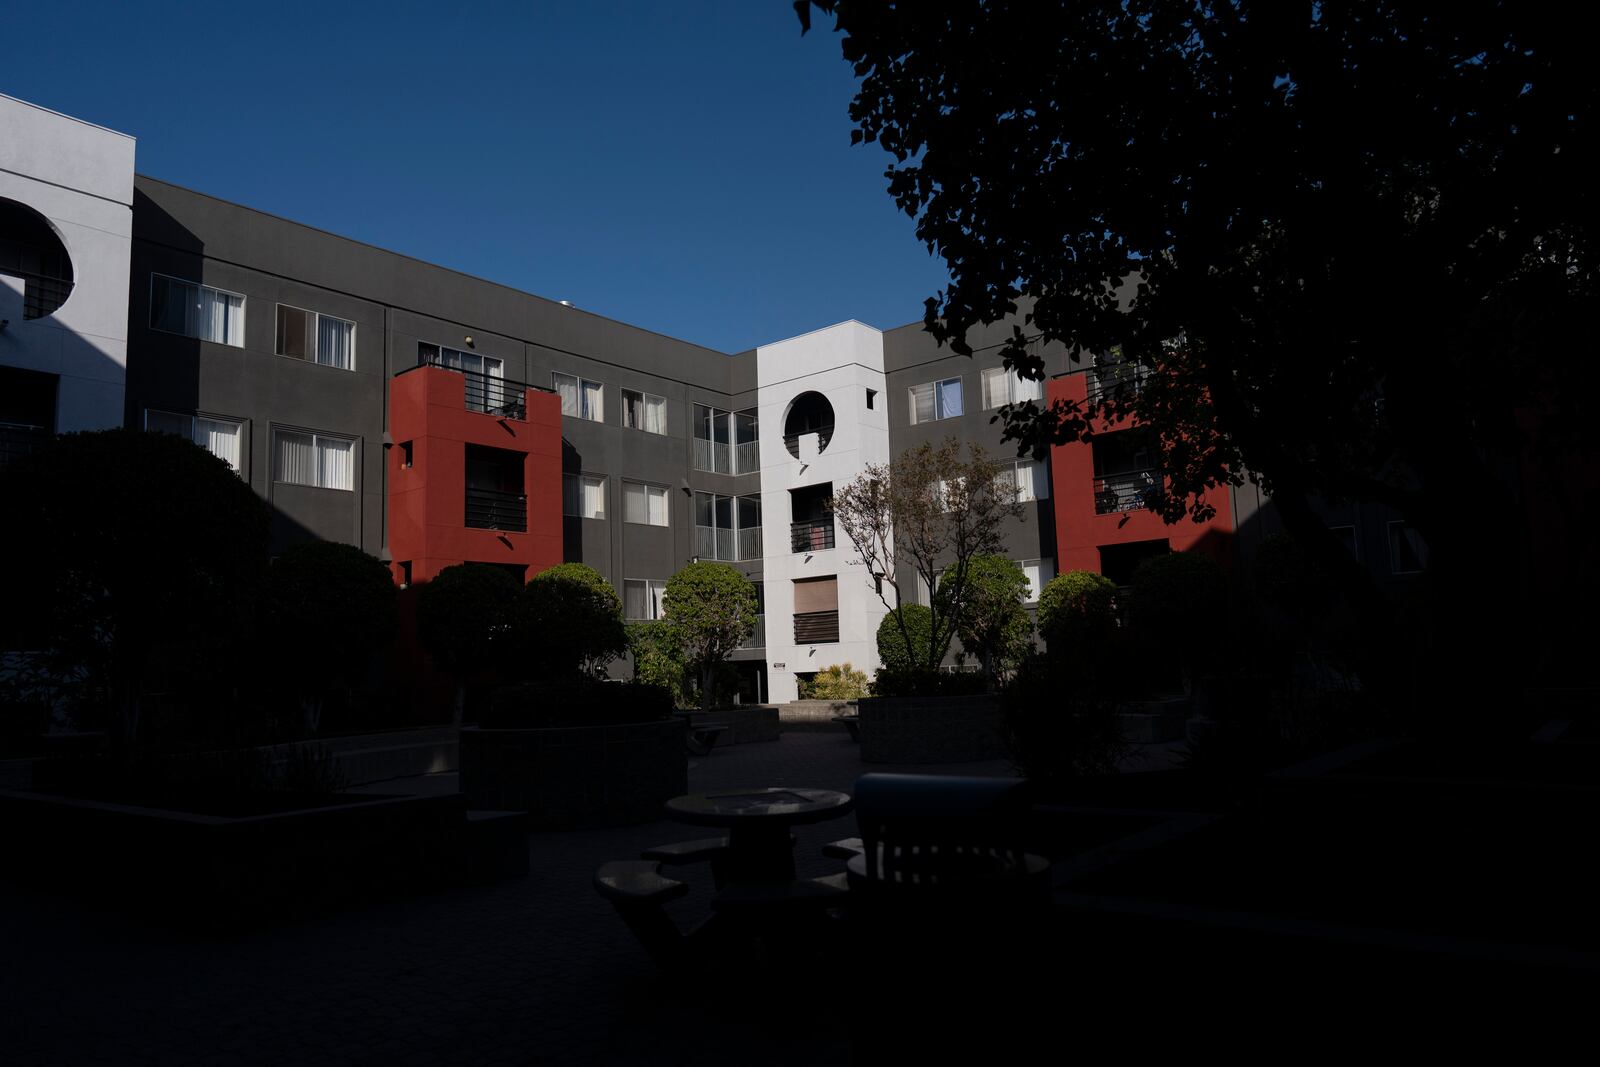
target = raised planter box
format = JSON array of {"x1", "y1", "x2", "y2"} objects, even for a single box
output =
[
  {"x1": 0, "y1": 787, "x2": 469, "y2": 927},
  {"x1": 680, "y1": 705, "x2": 781, "y2": 745},
  {"x1": 858, "y1": 694, "x2": 1006, "y2": 764},
  {"x1": 459, "y1": 719, "x2": 686, "y2": 829},
  {"x1": 780, "y1": 700, "x2": 860, "y2": 732}
]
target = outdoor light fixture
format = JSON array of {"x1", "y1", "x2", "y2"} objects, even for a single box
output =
[{"x1": 464, "y1": 335, "x2": 474, "y2": 347}]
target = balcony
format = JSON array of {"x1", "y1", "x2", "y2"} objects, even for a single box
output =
[
  {"x1": 793, "y1": 610, "x2": 840, "y2": 644},
  {"x1": 1093, "y1": 469, "x2": 1163, "y2": 515},
  {"x1": 738, "y1": 525, "x2": 763, "y2": 561},
  {"x1": 465, "y1": 487, "x2": 528, "y2": 532},
  {"x1": 1087, "y1": 363, "x2": 1150, "y2": 404},
  {"x1": 418, "y1": 352, "x2": 547, "y2": 419},
  {"x1": 738, "y1": 614, "x2": 766, "y2": 649},
  {"x1": 0, "y1": 423, "x2": 50, "y2": 470},
  {"x1": 791, "y1": 518, "x2": 835, "y2": 554}
]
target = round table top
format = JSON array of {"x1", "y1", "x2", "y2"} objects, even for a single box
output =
[{"x1": 665, "y1": 788, "x2": 853, "y2": 827}]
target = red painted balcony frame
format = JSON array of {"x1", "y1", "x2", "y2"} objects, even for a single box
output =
[
  {"x1": 387, "y1": 364, "x2": 562, "y2": 585},
  {"x1": 1047, "y1": 373, "x2": 1233, "y2": 574}
]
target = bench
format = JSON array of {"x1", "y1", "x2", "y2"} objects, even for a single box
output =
[
  {"x1": 822, "y1": 836, "x2": 864, "y2": 859},
  {"x1": 594, "y1": 860, "x2": 691, "y2": 970}
]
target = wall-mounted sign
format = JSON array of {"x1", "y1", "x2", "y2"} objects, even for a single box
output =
[{"x1": 772, "y1": 662, "x2": 786, "y2": 669}]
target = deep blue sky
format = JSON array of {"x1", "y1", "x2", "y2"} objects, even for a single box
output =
[{"x1": 6, "y1": 1, "x2": 948, "y2": 352}]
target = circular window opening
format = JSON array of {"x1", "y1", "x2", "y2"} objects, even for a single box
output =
[
  {"x1": 1, "y1": 198, "x2": 75, "y2": 320},
  {"x1": 783, "y1": 391, "x2": 836, "y2": 458}
]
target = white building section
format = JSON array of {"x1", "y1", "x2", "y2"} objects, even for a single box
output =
[
  {"x1": 0, "y1": 93, "x2": 135, "y2": 435},
  {"x1": 756, "y1": 321, "x2": 891, "y2": 703}
]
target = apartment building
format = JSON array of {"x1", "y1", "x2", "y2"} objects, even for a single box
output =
[{"x1": 5, "y1": 93, "x2": 1430, "y2": 704}]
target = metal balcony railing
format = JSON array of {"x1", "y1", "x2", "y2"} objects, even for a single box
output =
[
  {"x1": 0, "y1": 423, "x2": 51, "y2": 470},
  {"x1": 735, "y1": 440, "x2": 760, "y2": 474},
  {"x1": 1093, "y1": 469, "x2": 1163, "y2": 515},
  {"x1": 793, "y1": 610, "x2": 840, "y2": 644},
  {"x1": 1087, "y1": 364, "x2": 1150, "y2": 403},
  {"x1": 737, "y1": 526, "x2": 762, "y2": 561},
  {"x1": 738, "y1": 614, "x2": 766, "y2": 649},
  {"x1": 465, "y1": 487, "x2": 527, "y2": 532},
  {"x1": 417, "y1": 353, "x2": 549, "y2": 419},
  {"x1": 693, "y1": 438, "x2": 732, "y2": 474},
  {"x1": 791, "y1": 518, "x2": 835, "y2": 553},
  {"x1": 2, "y1": 269, "x2": 74, "y2": 320}
]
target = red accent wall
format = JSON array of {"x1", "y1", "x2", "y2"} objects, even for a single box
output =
[
  {"x1": 1047, "y1": 374, "x2": 1234, "y2": 574},
  {"x1": 387, "y1": 366, "x2": 563, "y2": 585}
]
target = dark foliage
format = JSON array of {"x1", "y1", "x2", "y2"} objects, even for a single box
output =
[
  {"x1": 416, "y1": 564, "x2": 521, "y2": 720},
  {"x1": 875, "y1": 604, "x2": 934, "y2": 673},
  {"x1": 870, "y1": 667, "x2": 988, "y2": 699},
  {"x1": 483, "y1": 680, "x2": 674, "y2": 729},
  {"x1": 1001, "y1": 653, "x2": 1132, "y2": 792}
]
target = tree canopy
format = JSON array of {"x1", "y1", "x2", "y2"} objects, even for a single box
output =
[
  {"x1": 416, "y1": 564, "x2": 521, "y2": 721},
  {"x1": 942, "y1": 554, "x2": 1033, "y2": 690},
  {"x1": 517, "y1": 562, "x2": 627, "y2": 680},
  {"x1": 800, "y1": 0, "x2": 1595, "y2": 696},
  {"x1": 662, "y1": 562, "x2": 759, "y2": 710}
]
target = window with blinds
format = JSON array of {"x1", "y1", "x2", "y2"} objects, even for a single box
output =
[
  {"x1": 150, "y1": 273, "x2": 244, "y2": 347},
  {"x1": 563, "y1": 473, "x2": 607, "y2": 519},
  {"x1": 995, "y1": 459, "x2": 1049, "y2": 503},
  {"x1": 909, "y1": 377, "x2": 963, "y2": 423},
  {"x1": 622, "y1": 480, "x2": 669, "y2": 526},
  {"x1": 276, "y1": 304, "x2": 355, "y2": 369},
  {"x1": 272, "y1": 428, "x2": 353, "y2": 490},
  {"x1": 622, "y1": 389, "x2": 666, "y2": 434},
  {"x1": 145, "y1": 409, "x2": 244, "y2": 475},
  {"x1": 981, "y1": 366, "x2": 1044, "y2": 408}
]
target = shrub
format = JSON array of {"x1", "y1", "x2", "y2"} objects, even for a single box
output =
[
  {"x1": 517, "y1": 563, "x2": 628, "y2": 680},
  {"x1": 800, "y1": 663, "x2": 870, "y2": 700},
  {"x1": 1036, "y1": 570, "x2": 1119, "y2": 651},
  {"x1": 264, "y1": 542, "x2": 397, "y2": 736},
  {"x1": 484, "y1": 679, "x2": 674, "y2": 729},
  {"x1": 627, "y1": 622, "x2": 692, "y2": 708},
  {"x1": 876, "y1": 604, "x2": 935, "y2": 673},
  {"x1": 417, "y1": 564, "x2": 522, "y2": 722},
  {"x1": 870, "y1": 667, "x2": 988, "y2": 698},
  {"x1": 1129, "y1": 550, "x2": 1228, "y2": 690},
  {"x1": 1001, "y1": 653, "x2": 1132, "y2": 792}
]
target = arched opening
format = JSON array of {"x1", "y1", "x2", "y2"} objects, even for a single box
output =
[
  {"x1": 0, "y1": 198, "x2": 75, "y2": 320},
  {"x1": 783, "y1": 391, "x2": 835, "y2": 458}
]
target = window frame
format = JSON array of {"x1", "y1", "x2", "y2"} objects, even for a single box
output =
[
  {"x1": 1017, "y1": 558, "x2": 1054, "y2": 603},
  {"x1": 553, "y1": 371, "x2": 605, "y2": 422},
  {"x1": 621, "y1": 479, "x2": 670, "y2": 526},
  {"x1": 143, "y1": 408, "x2": 246, "y2": 476},
  {"x1": 270, "y1": 426, "x2": 356, "y2": 491},
  {"x1": 563, "y1": 472, "x2": 608, "y2": 519},
  {"x1": 909, "y1": 376, "x2": 964, "y2": 424},
  {"x1": 621, "y1": 388, "x2": 667, "y2": 435},
  {"x1": 275, "y1": 303, "x2": 356, "y2": 370},
  {"x1": 1387, "y1": 521, "x2": 1427, "y2": 575},
  {"x1": 623, "y1": 578, "x2": 669, "y2": 621},
  {"x1": 149, "y1": 272, "x2": 246, "y2": 348},
  {"x1": 981, "y1": 366, "x2": 1044, "y2": 409}
]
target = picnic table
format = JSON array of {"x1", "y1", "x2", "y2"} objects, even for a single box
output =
[{"x1": 664, "y1": 787, "x2": 853, "y2": 883}]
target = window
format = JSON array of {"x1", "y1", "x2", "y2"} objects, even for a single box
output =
[
  {"x1": 420, "y1": 343, "x2": 507, "y2": 414},
  {"x1": 554, "y1": 372, "x2": 603, "y2": 421},
  {"x1": 734, "y1": 409, "x2": 759, "y2": 473},
  {"x1": 273, "y1": 429, "x2": 354, "y2": 490},
  {"x1": 276, "y1": 305, "x2": 354, "y2": 369},
  {"x1": 624, "y1": 579, "x2": 668, "y2": 621},
  {"x1": 621, "y1": 389, "x2": 666, "y2": 434},
  {"x1": 909, "y1": 377, "x2": 963, "y2": 423},
  {"x1": 145, "y1": 409, "x2": 244, "y2": 474},
  {"x1": 695, "y1": 491, "x2": 735, "y2": 561},
  {"x1": 149, "y1": 273, "x2": 244, "y2": 347},
  {"x1": 400, "y1": 440, "x2": 413, "y2": 468},
  {"x1": 1330, "y1": 525, "x2": 1359, "y2": 559},
  {"x1": 693, "y1": 405, "x2": 732, "y2": 473},
  {"x1": 623, "y1": 480, "x2": 670, "y2": 526},
  {"x1": 1388, "y1": 522, "x2": 1428, "y2": 574},
  {"x1": 866, "y1": 388, "x2": 877, "y2": 410},
  {"x1": 996, "y1": 459, "x2": 1050, "y2": 503},
  {"x1": 738, "y1": 495, "x2": 762, "y2": 560},
  {"x1": 981, "y1": 366, "x2": 1044, "y2": 409},
  {"x1": 793, "y1": 576, "x2": 840, "y2": 644},
  {"x1": 563, "y1": 473, "x2": 606, "y2": 519},
  {"x1": 1018, "y1": 559, "x2": 1055, "y2": 603}
]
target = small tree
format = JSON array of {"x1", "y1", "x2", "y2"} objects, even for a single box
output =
[
  {"x1": 802, "y1": 663, "x2": 871, "y2": 700},
  {"x1": 1037, "y1": 571, "x2": 1119, "y2": 651},
  {"x1": 628, "y1": 621, "x2": 691, "y2": 708},
  {"x1": 264, "y1": 542, "x2": 397, "y2": 736},
  {"x1": 831, "y1": 437, "x2": 1023, "y2": 674},
  {"x1": 875, "y1": 604, "x2": 934, "y2": 674},
  {"x1": 0, "y1": 429, "x2": 271, "y2": 745},
  {"x1": 942, "y1": 555, "x2": 1033, "y2": 691},
  {"x1": 517, "y1": 563, "x2": 627, "y2": 680},
  {"x1": 1129, "y1": 551, "x2": 1227, "y2": 695},
  {"x1": 416, "y1": 564, "x2": 521, "y2": 723},
  {"x1": 662, "y1": 563, "x2": 758, "y2": 711}
]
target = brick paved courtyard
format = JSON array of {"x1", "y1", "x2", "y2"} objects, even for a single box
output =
[{"x1": 1, "y1": 732, "x2": 1019, "y2": 1066}]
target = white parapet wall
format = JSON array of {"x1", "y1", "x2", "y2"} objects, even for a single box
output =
[
  {"x1": 0, "y1": 93, "x2": 135, "y2": 433},
  {"x1": 756, "y1": 321, "x2": 892, "y2": 703}
]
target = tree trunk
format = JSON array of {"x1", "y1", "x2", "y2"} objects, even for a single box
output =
[
  {"x1": 700, "y1": 663, "x2": 715, "y2": 711},
  {"x1": 452, "y1": 682, "x2": 466, "y2": 726}
]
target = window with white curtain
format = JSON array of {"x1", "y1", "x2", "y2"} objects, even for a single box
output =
[
  {"x1": 622, "y1": 389, "x2": 666, "y2": 434},
  {"x1": 553, "y1": 372, "x2": 603, "y2": 421},
  {"x1": 150, "y1": 273, "x2": 244, "y2": 347},
  {"x1": 273, "y1": 429, "x2": 354, "y2": 490},
  {"x1": 981, "y1": 366, "x2": 1044, "y2": 408},
  {"x1": 276, "y1": 305, "x2": 355, "y2": 369},
  {"x1": 144, "y1": 409, "x2": 244, "y2": 474},
  {"x1": 622, "y1": 480, "x2": 669, "y2": 526},
  {"x1": 909, "y1": 377, "x2": 963, "y2": 423},
  {"x1": 563, "y1": 473, "x2": 607, "y2": 519},
  {"x1": 1017, "y1": 558, "x2": 1055, "y2": 603},
  {"x1": 624, "y1": 579, "x2": 668, "y2": 620},
  {"x1": 995, "y1": 459, "x2": 1050, "y2": 503}
]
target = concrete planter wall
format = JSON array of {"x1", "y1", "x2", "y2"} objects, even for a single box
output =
[
  {"x1": 858, "y1": 694, "x2": 1006, "y2": 764},
  {"x1": 680, "y1": 705, "x2": 781, "y2": 745},
  {"x1": 780, "y1": 700, "x2": 859, "y2": 731},
  {"x1": 459, "y1": 719, "x2": 686, "y2": 829},
  {"x1": 0, "y1": 788, "x2": 467, "y2": 927}
]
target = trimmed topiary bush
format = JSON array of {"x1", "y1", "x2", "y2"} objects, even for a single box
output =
[
  {"x1": 417, "y1": 564, "x2": 522, "y2": 722},
  {"x1": 1037, "y1": 570, "x2": 1119, "y2": 651},
  {"x1": 876, "y1": 604, "x2": 935, "y2": 673},
  {"x1": 517, "y1": 562, "x2": 627, "y2": 680}
]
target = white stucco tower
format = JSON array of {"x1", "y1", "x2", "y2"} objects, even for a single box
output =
[
  {"x1": 0, "y1": 93, "x2": 135, "y2": 440},
  {"x1": 756, "y1": 321, "x2": 892, "y2": 703}
]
